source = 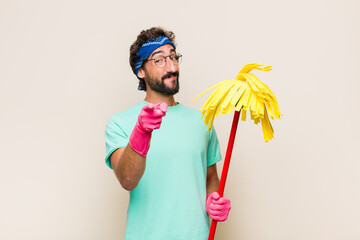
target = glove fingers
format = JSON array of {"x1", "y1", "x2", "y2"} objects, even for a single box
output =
[
  {"x1": 152, "y1": 122, "x2": 162, "y2": 130},
  {"x1": 209, "y1": 203, "x2": 228, "y2": 211},
  {"x1": 143, "y1": 120, "x2": 162, "y2": 131},
  {"x1": 152, "y1": 109, "x2": 167, "y2": 117},
  {"x1": 139, "y1": 103, "x2": 167, "y2": 132},
  {"x1": 208, "y1": 209, "x2": 224, "y2": 217},
  {"x1": 212, "y1": 197, "x2": 230, "y2": 205},
  {"x1": 143, "y1": 103, "x2": 168, "y2": 114}
]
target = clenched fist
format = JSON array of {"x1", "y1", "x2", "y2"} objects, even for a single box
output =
[{"x1": 206, "y1": 192, "x2": 231, "y2": 222}]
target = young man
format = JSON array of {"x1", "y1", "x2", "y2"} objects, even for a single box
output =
[{"x1": 105, "y1": 27, "x2": 231, "y2": 240}]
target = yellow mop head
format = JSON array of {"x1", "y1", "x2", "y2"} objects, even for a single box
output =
[{"x1": 193, "y1": 63, "x2": 282, "y2": 142}]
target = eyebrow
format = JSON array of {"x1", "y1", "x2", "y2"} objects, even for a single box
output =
[
  {"x1": 150, "y1": 48, "x2": 176, "y2": 58},
  {"x1": 150, "y1": 50, "x2": 164, "y2": 58}
]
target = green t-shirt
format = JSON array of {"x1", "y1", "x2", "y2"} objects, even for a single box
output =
[{"x1": 105, "y1": 101, "x2": 222, "y2": 240}]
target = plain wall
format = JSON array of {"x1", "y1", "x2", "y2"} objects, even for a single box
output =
[{"x1": 1, "y1": 0, "x2": 359, "y2": 239}]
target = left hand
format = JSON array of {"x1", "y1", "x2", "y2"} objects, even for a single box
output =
[{"x1": 206, "y1": 192, "x2": 231, "y2": 222}]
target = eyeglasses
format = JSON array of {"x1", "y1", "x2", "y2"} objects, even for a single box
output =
[{"x1": 145, "y1": 54, "x2": 182, "y2": 68}]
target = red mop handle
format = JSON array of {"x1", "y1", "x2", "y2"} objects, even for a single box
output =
[{"x1": 208, "y1": 110, "x2": 241, "y2": 240}]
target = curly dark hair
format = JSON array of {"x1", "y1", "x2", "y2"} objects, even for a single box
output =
[{"x1": 129, "y1": 27, "x2": 176, "y2": 91}]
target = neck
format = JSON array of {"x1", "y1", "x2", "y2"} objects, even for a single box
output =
[{"x1": 144, "y1": 90, "x2": 177, "y2": 106}]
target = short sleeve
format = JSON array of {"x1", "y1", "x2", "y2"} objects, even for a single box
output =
[
  {"x1": 207, "y1": 127, "x2": 222, "y2": 167},
  {"x1": 104, "y1": 116, "x2": 130, "y2": 169}
]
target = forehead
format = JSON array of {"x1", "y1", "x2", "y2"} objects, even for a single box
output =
[{"x1": 150, "y1": 44, "x2": 175, "y2": 57}]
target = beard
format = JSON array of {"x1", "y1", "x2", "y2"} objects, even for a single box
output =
[{"x1": 145, "y1": 71, "x2": 180, "y2": 95}]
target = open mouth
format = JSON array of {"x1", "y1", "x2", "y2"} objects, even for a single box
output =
[
  {"x1": 164, "y1": 76, "x2": 176, "y2": 81},
  {"x1": 162, "y1": 72, "x2": 179, "y2": 81}
]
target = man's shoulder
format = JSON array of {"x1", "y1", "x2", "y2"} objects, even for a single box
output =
[
  {"x1": 177, "y1": 103, "x2": 202, "y2": 116},
  {"x1": 177, "y1": 104, "x2": 218, "y2": 134},
  {"x1": 174, "y1": 104, "x2": 207, "y2": 126}
]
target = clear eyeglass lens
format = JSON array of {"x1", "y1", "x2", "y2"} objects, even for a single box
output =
[
  {"x1": 154, "y1": 56, "x2": 165, "y2": 67},
  {"x1": 176, "y1": 54, "x2": 182, "y2": 65}
]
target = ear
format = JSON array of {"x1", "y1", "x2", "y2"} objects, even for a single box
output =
[{"x1": 137, "y1": 67, "x2": 145, "y2": 79}]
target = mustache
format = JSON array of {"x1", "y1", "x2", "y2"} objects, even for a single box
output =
[{"x1": 162, "y1": 71, "x2": 179, "y2": 81}]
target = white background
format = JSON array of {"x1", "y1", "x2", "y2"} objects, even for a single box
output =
[{"x1": 1, "y1": 0, "x2": 359, "y2": 239}]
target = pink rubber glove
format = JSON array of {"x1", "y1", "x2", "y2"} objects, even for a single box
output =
[
  {"x1": 129, "y1": 103, "x2": 168, "y2": 156},
  {"x1": 206, "y1": 192, "x2": 231, "y2": 222}
]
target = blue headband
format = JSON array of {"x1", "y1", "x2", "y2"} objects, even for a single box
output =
[{"x1": 134, "y1": 36, "x2": 176, "y2": 90}]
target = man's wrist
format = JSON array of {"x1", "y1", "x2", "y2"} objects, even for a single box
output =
[{"x1": 129, "y1": 123, "x2": 152, "y2": 156}]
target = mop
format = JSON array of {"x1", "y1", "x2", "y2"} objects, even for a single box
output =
[{"x1": 193, "y1": 63, "x2": 282, "y2": 240}]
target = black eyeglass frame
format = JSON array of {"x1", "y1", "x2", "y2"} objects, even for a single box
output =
[{"x1": 143, "y1": 53, "x2": 182, "y2": 68}]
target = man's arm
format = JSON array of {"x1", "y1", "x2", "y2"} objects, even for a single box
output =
[
  {"x1": 109, "y1": 103, "x2": 167, "y2": 191},
  {"x1": 206, "y1": 164, "x2": 220, "y2": 195},
  {"x1": 110, "y1": 146, "x2": 146, "y2": 191}
]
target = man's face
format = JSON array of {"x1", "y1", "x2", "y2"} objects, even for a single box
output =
[{"x1": 138, "y1": 44, "x2": 180, "y2": 95}]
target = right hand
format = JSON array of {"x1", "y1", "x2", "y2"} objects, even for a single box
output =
[
  {"x1": 129, "y1": 103, "x2": 168, "y2": 156},
  {"x1": 137, "y1": 103, "x2": 168, "y2": 132}
]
